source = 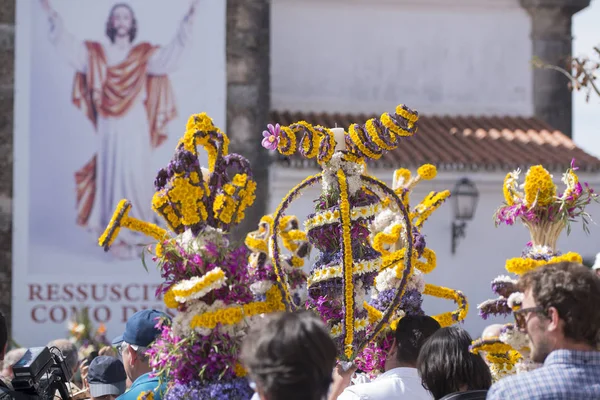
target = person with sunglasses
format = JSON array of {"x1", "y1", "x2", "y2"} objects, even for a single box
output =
[
  {"x1": 487, "y1": 261, "x2": 600, "y2": 399},
  {"x1": 112, "y1": 310, "x2": 170, "y2": 400}
]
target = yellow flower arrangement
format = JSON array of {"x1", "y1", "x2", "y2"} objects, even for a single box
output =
[
  {"x1": 307, "y1": 258, "x2": 383, "y2": 286},
  {"x1": 380, "y1": 105, "x2": 418, "y2": 137},
  {"x1": 365, "y1": 118, "x2": 395, "y2": 151},
  {"x1": 277, "y1": 126, "x2": 297, "y2": 156},
  {"x1": 330, "y1": 318, "x2": 370, "y2": 338},
  {"x1": 348, "y1": 123, "x2": 381, "y2": 160},
  {"x1": 98, "y1": 199, "x2": 130, "y2": 249},
  {"x1": 502, "y1": 171, "x2": 520, "y2": 206},
  {"x1": 523, "y1": 165, "x2": 556, "y2": 208},
  {"x1": 296, "y1": 121, "x2": 320, "y2": 159},
  {"x1": 372, "y1": 224, "x2": 404, "y2": 256},
  {"x1": 234, "y1": 363, "x2": 247, "y2": 378},
  {"x1": 245, "y1": 235, "x2": 269, "y2": 254},
  {"x1": 470, "y1": 338, "x2": 514, "y2": 356},
  {"x1": 505, "y1": 252, "x2": 582, "y2": 275},
  {"x1": 304, "y1": 203, "x2": 383, "y2": 231},
  {"x1": 423, "y1": 284, "x2": 469, "y2": 327},
  {"x1": 137, "y1": 390, "x2": 154, "y2": 400},
  {"x1": 417, "y1": 164, "x2": 437, "y2": 180},
  {"x1": 413, "y1": 191, "x2": 451, "y2": 228},
  {"x1": 155, "y1": 242, "x2": 165, "y2": 258},
  {"x1": 98, "y1": 200, "x2": 168, "y2": 250},
  {"x1": 171, "y1": 268, "x2": 226, "y2": 302},
  {"x1": 414, "y1": 248, "x2": 436, "y2": 274},
  {"x1": 98, "y1": 112, "x2": 278, "y2": 395},
  {"x1": 189, "y1": 286, "x2": 285, "y2": 330},
  {"x1": 338, "y1": 169, "x2": 355, "y2": 360},
  {"x1": 486, "y1": 350, "x2": 522, "y2": 367},
  {"x1": 181, "y1": 113, "x2": 229, "y2": 171},
  {"x1": 163, "y1": 287, "x2": 179, "y2": 309}
]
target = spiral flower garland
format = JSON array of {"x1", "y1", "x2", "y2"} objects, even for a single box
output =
[{"x1": 272, "y1": 104, "x2": 418, "y2": 163}]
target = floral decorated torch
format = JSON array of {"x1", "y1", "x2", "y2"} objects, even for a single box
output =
[
  {"x1": 262, "y1": 104, "x2": 469, "y2": 376},
  {"x1": 98, "y1": 113, "x2": 286, "y2": 399},
  {"x1": 471, "y1": 162, "x2": 598, "y2": 381}
]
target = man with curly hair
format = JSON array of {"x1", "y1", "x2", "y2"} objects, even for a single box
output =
[{"x1": 487, "y1": 262, "x2": 600, "y2": 399}]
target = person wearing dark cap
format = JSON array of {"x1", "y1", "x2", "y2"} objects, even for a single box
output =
[
  {"x1": 87, "y1": 356, "x2": 127, "y2": 400},
  {"x1": 112, "y1": 310, "x2": 170, "y2": 400}
]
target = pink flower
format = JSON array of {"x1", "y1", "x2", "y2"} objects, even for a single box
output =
[
  {"x1": 571, "y1": 158, "x2": 579, "y2": 171},
  {"x1": 262, "y1": 124, "x2": 281, "y2": 151}
]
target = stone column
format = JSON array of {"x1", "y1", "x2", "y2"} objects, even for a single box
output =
[
  {"x1": 520, "y1": 0, "x2": 590, "y2": 138},
  {"x1": 226, "y1": 0, "x2": 270, "y2": 241},
  {"x1": 0, "y1": 0, "x2": 14, "y2": 336}
]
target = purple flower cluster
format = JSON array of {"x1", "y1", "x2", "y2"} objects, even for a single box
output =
[
  {"x1": 154, "y1": 149, "x2": 201, "y2": 191},
  {"x1": 495, "y1": 204, "x2": 536, "y2": 226},
  {"x1": 156, "y1": 242, "x2": 252, "y2": 306},
  {"x1": 148, "y1": 323, "x2": 241, "y2": 386},
  {"x1": 306, "y1": 295, "x2": 344, "y2": 321},
  {"x1": 520, "y1": 242, "x2": 559, "y2": 261},
  {"x1": 478, "y1": 298, "x2": 512, "y2": 320},
  {"x1": 491, "y1": 280, "x2": 517, "y2": 299},
  {"x1": 369, "y1": 288, "x2": 424, "y2": 316},
  {"x1": 165, "y1": 378, "x2": 253, "y2": 400},
  {"x1": 354, "y1": 329, "x2": 395, "y2": 376},
  {"x1": 412, "y1": 228, "x2": 426, "y2": 258}
]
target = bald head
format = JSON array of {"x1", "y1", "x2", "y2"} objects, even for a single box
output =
[{"x1": 482, "y1": 324, "x2": 504, "y2": 339}]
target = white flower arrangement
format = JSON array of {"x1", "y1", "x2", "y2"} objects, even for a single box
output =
[
  {"x1": 507, "y1": 292, "x2": 524, "y2": 309},
  {"x1": 492, "y1": 275, "x2": 518, "y2": 285},
  {"x1": 176, "y1": 227, "x2": 228, "y2": 254},
  {"x1": 322, "y1": 153, "x2": 365, "y2": 195},
  {"x1": 499, "y1": 324, "x2": 529, "y2": 351},
  {"x1": 250, "y1": 280, "x2": 273, "y2": 296},
  {"x1": 172, "y1": 269, "x2": 227, "y2": 303}
]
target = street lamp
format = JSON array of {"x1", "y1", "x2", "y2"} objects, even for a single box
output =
[{"x1": 451, "y1": 178, "x2": 479, "y2": 254}]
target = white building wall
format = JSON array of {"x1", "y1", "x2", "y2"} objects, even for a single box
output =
[
  {"x1": 268, "y1": 167, "x2": 600, "y2": 336},
  {"x1": 271, "y1": 0, "x2": 534, "y2": 116}
]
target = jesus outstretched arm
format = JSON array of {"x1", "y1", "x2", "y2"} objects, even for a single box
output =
[
  {"x1": 40, "y1": 0, "x2": 87, "y2": 73},
  {"x1": 147, "y1": 0, "x2": 200, "y2": 75}
]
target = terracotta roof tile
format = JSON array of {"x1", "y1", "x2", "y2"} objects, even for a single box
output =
[{"x1": 269, "y1": 111, "x2": 600, "y2": 172}]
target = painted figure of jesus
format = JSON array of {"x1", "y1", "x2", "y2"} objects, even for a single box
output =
[{"x1": 40, "y1": 0, "x2": 199, "y2": 258}]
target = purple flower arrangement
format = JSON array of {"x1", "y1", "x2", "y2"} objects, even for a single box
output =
[{"x1": 164, "y1": 378, "x2": 253, "y2": 400}]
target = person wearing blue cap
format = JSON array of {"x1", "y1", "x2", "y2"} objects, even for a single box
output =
[
  {"x1": 112, "y1": 310, "x2": 170, "y2": 400},
  {"x1": 87, "y1": 356, "x2": 127, "y2": 400}
]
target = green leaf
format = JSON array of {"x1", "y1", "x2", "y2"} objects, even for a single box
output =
[{"x1": 141, "y1": 247, "x2": 150, "y2": 273}]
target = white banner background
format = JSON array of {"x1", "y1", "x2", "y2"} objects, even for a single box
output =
[{"x1": 13, "y1": 0, "x2": 226, "y2": 347}]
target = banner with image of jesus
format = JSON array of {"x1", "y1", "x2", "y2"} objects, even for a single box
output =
[{"x1": 13, "y1": 0, "x2": 225, "y2": 346}]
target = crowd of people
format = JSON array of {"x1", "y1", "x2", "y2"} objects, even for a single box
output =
[{"x1": 0, "y1": 260, "x2": 598, "y2": 400}]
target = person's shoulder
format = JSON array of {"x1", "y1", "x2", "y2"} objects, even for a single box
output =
[
  {"x1": 488, "y1": 367, "x2": 556, "y2": 399},
  {"x1": 338, "y1": 377, "x2": 430, "y2": 400},
  {"x1": 117, "y1": 385, "x2": 156, "y2": 400}
]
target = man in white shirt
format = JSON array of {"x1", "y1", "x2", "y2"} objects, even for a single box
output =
[{"x1": 334, "y1": 315, "x2": 441, "y2": 400}]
